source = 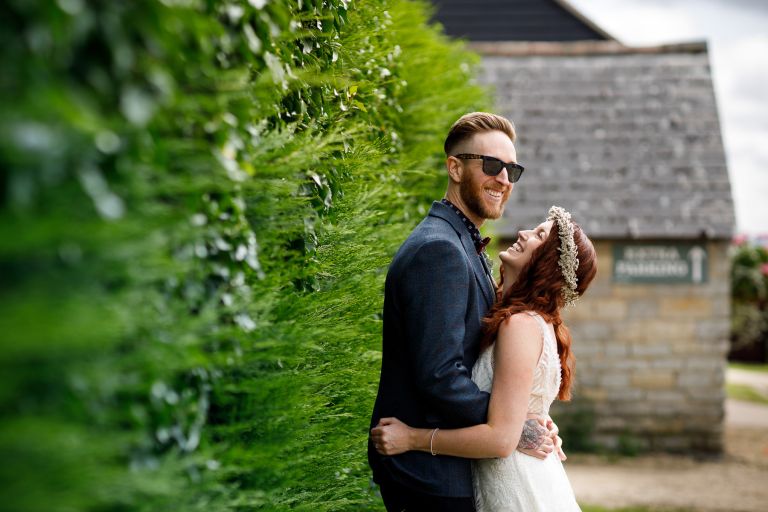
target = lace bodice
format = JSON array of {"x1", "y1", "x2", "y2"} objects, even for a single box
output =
[
  {"x1": 471, "y1": 312, "x2": 561, "y2": 416},
  {"x1": 470, "y1": 312, "x2": 579, "y2": 511}
]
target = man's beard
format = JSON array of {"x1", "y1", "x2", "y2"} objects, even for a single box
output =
[{"x1": 459, "y1": 178, "x2": 508, "y2": 220}]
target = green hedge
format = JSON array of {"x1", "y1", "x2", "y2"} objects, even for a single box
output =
[{"x1": 0, "y1": 0, "x2": 488, "y2": 510}]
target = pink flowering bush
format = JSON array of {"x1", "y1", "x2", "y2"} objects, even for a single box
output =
[{"x1": 731, "y1": 238, "x2": 768, "y2": 361}]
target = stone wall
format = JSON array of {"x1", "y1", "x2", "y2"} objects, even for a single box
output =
[{"x1": 546, "y1": 240, "x2": 731, "y2": 453}]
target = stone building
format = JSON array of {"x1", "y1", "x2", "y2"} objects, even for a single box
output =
[{"x1": 432, "y1": 0, "x2": 736, "y2": 452}]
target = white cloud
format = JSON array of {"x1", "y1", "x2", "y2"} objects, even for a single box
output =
[
  {"x1": 713, "y1": 36, "x2": 768, "y2": 112},
  {"x1": 595, "y1": 6, "x2": 699, "y2": 45}
]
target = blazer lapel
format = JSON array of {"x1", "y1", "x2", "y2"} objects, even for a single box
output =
[
  {"x1": 429, "y1": 202, "x2": 496, "y2": 308},
  {"x1": 461, "y1": 232, "x2": 496, "y2": 309}
]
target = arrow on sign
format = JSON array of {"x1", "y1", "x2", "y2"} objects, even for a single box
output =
[{"x1": 688, "y1": 246, "x2": 706, "y2": 283}]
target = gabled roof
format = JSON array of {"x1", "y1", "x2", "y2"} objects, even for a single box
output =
[
  {"x1": 431, "y1": 0, "x2": 614, "y2": 42},
  {"x1": 479, "y1": 42, "x2": 735, "y2": 240}
]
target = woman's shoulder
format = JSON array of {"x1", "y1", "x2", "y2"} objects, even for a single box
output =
[
  {"x1": 497, "y1": 311, "x2": 544, "y2": 343},
  {"x1": 499, "y1": 311, "x2": 541, "y2": 330},
  {"x1": 494, "y1": 312, "x2": 545, "y2": 363}
]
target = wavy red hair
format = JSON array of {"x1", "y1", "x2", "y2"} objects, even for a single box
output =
[{"x1": 481, "y1": 221, "x2": 597, "y2": 400}]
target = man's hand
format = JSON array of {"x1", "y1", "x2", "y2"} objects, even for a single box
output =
[
  {"x1": 516, "y1": 417, "x2": 567, "y2": 460},
  {"x1": 546, "y1": 417, "x2": 567, "y2": 461},
  {"x1": 370, "y1": 417, "x2": 414, "y2": 456}
]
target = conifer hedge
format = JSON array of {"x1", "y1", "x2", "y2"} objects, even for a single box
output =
[{"x1": 0, "y1": 0, "x2": 488, "y2": 510}]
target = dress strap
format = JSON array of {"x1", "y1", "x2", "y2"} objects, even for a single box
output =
[
  {"x1": 524, "y1": 311, "x2": 556, "y2": 360},
  {"x1": 524, "y1": 311, "x2": 548, "y2": 338}
]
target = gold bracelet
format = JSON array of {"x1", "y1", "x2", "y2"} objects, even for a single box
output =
[{"x1": 430, "y1": 428, "x2": 440, "y2": 456}]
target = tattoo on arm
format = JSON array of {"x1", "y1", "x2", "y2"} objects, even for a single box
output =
[{"x1": 517, "y1": 419, "x2": 548, "y2": 450}]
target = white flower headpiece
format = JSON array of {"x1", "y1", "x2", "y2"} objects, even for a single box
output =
[{"x1": 547, "y1": 206, "x2": 580, "y2": 307}]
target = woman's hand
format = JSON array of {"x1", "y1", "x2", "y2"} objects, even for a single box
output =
[
  {"x1": 370, "y1": 417, "x2": 415, "y2": 456},
  {"x1": 517, "y1": 417, "x2": 555, "y2": 459}
]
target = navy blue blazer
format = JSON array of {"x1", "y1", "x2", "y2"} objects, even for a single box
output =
[{"x1": 369, "y1": 201, "x2": 495, "y2": 498}]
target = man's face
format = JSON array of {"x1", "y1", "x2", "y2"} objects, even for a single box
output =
[{"x1": 454, "y1": 130, "x2": 517, "y2": 221}]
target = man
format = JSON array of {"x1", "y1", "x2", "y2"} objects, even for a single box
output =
[{"x1": 368, "y1": 112, "x2": 557, "y2": 511}]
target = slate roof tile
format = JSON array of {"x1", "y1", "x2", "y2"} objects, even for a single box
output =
[{"x1": 482, "y1": 49, "x2": 735, "y2": 239}]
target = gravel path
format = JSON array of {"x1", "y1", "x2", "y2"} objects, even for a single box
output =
[
  {"x1": 566, "y1": 370, "x2": 768, "y2": 512},
  {"x1": 568, "y1": 437, "x2": 768, "y2": 512},
  {"x1": 726, "y1": 398, "x2": 768, "y2": 428}
]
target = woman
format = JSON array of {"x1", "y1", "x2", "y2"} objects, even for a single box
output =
[{"x1": 370, "y1": 206, "x2": 597, "y2": 511}]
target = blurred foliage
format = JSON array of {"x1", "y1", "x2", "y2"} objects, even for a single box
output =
[
  {"x1": 0, "y1": 0, "x2": 488, "y2": 510},
  {"x1": 730, "y1": 241, "x2": 768, "y2": 362},
  {"x1": 551, "y1": 404, "x2": 599, "y2": 454}
]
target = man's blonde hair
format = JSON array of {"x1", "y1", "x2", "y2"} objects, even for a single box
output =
[{"x1": 443, "y1": 112, "x2": 516, "y2": 156}]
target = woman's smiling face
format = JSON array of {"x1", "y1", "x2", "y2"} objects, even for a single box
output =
[{"x1": 499, "y1": 220, "x2": 554, "y2": 277}]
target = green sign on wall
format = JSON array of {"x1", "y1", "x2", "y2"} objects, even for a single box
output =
[{"x1": 613, "y1": 243, "x2": 708, "y2": 284}]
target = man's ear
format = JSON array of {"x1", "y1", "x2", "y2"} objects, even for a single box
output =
[{"x1": 446, "y1": 156, "x2": 463, "y2": 183}]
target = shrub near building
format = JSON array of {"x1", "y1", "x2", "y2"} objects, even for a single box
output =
[
  {"x1": 0, "y1": 1, "x2": 487, "y2": 510},
  {"x1": 730, "y1": 238, "x2": 768, "y2": 362}
]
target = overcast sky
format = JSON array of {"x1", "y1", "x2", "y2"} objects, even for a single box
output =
[{"x1": 568, "y1": 0, "x2": 768, "y2": 235}]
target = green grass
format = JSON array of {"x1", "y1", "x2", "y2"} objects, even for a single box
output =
[
  {"x1": 729, "y1": 362, "x2": 768, "y2": 373},
  {"x1": 726, "y1": 383, "x2": 768, "y2": 405}
]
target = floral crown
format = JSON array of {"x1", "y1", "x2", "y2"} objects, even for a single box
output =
[{"x1": 547, "y1": 206, "x2": 580, "y2": 307}]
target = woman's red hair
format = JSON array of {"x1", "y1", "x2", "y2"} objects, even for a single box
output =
[{"x1": 481, "y1": 221, "x2": 597, "y2": 400}]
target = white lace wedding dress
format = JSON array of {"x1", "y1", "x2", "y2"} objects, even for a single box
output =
[{"x1": 471, "y1": 312, "x2": 581, "y2": 511}]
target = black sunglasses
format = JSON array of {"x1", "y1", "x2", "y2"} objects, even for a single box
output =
[{"x1": 454, "y1": 153, "x2": 525, "y2": 182}]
